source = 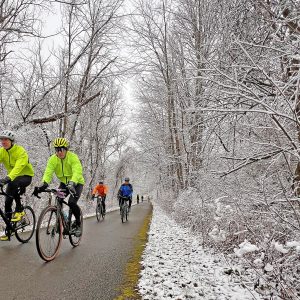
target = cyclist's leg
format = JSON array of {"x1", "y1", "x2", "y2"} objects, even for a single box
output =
[
  {"x1": 5, "y1": 176, "x2": 31, "y2": 219},
  {"x1": 102, "y1": 195, "x2": 106, "y2": 212},
  {"x1": 4, "y1": 190, "x2": 14, "y2": 221},
  {"x1": 7, "y1": 176, "x2": 32, "y2": 212},
  {"x1": 129, "y1": 197, "x2": 132, "y2": 209},
  {"x1": 16, "y1": 176, "x2": 32, "y2": 211},
  {"x1": 68, "y1": 183, "x2": 83, "y2": 226}
]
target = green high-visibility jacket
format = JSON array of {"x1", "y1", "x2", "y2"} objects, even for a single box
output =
[
  {"x1": 42, "y1": 151, "x2": 85, "y2": 185},
  {"x1": 0, "y1": 144, "x2": 34, "y2": 181}
]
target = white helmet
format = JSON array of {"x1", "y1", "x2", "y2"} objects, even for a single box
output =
[{"x1": 0, "y1": 130, "x2": 15, "y2": 141}]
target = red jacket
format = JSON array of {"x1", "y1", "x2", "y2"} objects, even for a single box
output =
[{"x1": 92, "y1": 184, "x2": 108, "y2": 196}]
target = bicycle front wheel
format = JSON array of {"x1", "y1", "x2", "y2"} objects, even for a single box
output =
[
  {"x1": 69, "y1": 208, "x2": 83, "y2": 247},
  {"x1": 36, "y1": 206, "x2": 62, "y2": 262},
  {"x1": 96, "y1": 205, "x2": 101, "y2": 222},
  {"x1": 15, "y1": 205, "x2": 36, "y2": 243}
]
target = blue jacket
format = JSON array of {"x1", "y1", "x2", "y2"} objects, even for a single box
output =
[{"x1": 118, "y1": 183, "x2": 133, "y2": 198}]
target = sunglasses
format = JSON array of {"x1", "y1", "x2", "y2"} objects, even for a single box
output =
[{"x1": 55, "y1": 147, "x2": 67, "y2": 152}]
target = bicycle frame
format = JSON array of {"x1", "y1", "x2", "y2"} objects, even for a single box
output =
[
  {"x1": 95, "y1": 195, "x2": 104, "y2": 207},
  {"x1": 44, "y1": 189, "x2": 73, "y2": 233},
  {"x1": 120, "y1": 196, "x2": 130, "y2": 207}
]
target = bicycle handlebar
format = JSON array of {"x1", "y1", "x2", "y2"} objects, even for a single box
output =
[{"x1": 33, "y1": 187, "x2": 71, "y2": 199}]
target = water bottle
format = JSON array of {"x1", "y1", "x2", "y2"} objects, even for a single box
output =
[{"x1": 63, "y1": 210, "x2": 68, "y2": 222}]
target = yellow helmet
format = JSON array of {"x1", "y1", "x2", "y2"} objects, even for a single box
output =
[{"x1": 53, "y1": 137, "x2": 69, "y2": 148}]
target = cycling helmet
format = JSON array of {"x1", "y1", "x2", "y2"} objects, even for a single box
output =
[
  {"x1": 53, "y1": 137, "x2": 69, "y2": 148},
  {"x1": 0, "y1": 130, "x2": 15, "y2": 141},
  {"x1": 99, "y1": 180, "x2": 104, "y2": 184},
  {"x1": 124, "y1": 177, "x2": 130, "y2": 182}
]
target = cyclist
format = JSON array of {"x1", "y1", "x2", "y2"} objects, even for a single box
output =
[
  {"x1": 92, "y1": 180, "x2": 108, "y2": 214},
  {"x1": 118, "y1": 177, "x2": 133, "y2": 211},
  {"x1": 34, "y1": 137, "x2": 84, "y2": 237},
  {"x1": 0, "y1": 130, "x2": 34, "y2": 241}
]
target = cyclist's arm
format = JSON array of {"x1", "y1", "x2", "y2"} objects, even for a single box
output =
[
  {"x1": 42, "y1": 156, "x2": 56, "y2": 184},
  {"x1": 92, "y1": 185, "x2": 99, "y2": 195},
  {"x1": 117, "y1": 186, "x2": 122, "y2": 197},
  {"x1": 8, "y1": 148, "x2": 28, "y2": 180}
]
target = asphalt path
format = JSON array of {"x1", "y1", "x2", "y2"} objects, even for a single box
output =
[{"x1": 0, "y1": 202, "x2": 152, "y2": 300}]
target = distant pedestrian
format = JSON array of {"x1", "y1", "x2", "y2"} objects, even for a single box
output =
[
  {"x1": 141, "y1": 195, "x2": 144, "y2": 202},
  {"x1": 137, "y1": 194, "x2": 140, "y2": 204}
]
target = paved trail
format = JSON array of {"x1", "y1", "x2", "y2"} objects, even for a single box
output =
[{"x1": 0, "y1": 202, "x2": 151, "y2": 300}]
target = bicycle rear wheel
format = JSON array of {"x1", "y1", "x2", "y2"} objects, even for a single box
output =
[
  {"x1": 96, "y1": 204, "x2": 100, "y2": 222},
  {"x1": 69, "y1": 208, "x2": 83, "y2": 247},
  {"x1": 36, "y1": 206, "x2": 62, "y2": 262},
  {"x1": 96, "y1": 203, "x2": 104, "y2": 222},
  {"x1": 15, "y1": 205, "x2": 36, "y2": 243}
]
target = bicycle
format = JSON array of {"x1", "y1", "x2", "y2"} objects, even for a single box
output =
[
  {"x1": 94, "y1": 196, "x2": 105, "y2": 222},
  {"x1": 119, "y1": 196, "x2": 130, "y2": 223},
  {"x1": 0, "y1": 186, "x2": 36, "y2": 242},
  {"x1": 34, "y1": 188, "x2": 83, "y2": 262}
]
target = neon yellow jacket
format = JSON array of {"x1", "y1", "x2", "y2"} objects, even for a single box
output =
[
  {"x1": 42, "y1": 151, "x2": 85, "y2": 185},
  {"x1": 0, "y1": 144, "x2": 34, "y2": 180}
]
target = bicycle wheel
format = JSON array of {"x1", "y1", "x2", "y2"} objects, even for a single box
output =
[
  {"x1": 96, "y1": 204, "x2": 100, "y2": 222},
  {"x1": 15, "y1": 205, "x2": 36, "y2": 243},
  {"x1": 36, "y1": 206, "x2": 62, "y2": 262},
  {"x1": 69, "y1": 208, "x2": 83, "y2": 247}
]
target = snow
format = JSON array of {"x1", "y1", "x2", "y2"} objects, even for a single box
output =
[
  {"x1": 273, "y1": 241, "x2": 289, "y2": 254},
  {"x1": 208, "y1": 225, "x2": 226, "y2": 242},
  {"x1": 264, "y1": 263, "x2": 273, "y2": 272},
  {"x1": 286, "y1": 241, "x2": 300, "y2": 248},
  {"x1": 139, "y1": 205, "x2": 261, "y2": 299},
  {"x1": 234, "y1": 240, "x2": 259, "y2": 258}
]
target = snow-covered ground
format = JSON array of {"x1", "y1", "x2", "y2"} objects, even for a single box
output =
[{"x1": 139, "y1": 205, "x2": 262, "y2": 300}]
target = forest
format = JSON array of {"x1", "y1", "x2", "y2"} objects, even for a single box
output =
[{"x1": 1, "y1": 0, "x2": 300, "y2": 298}]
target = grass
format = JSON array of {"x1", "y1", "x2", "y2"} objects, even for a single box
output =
[{"x1": 114, "y1": 206, "x2": 153, "y2": 300}]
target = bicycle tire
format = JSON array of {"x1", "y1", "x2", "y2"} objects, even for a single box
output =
[
  {"x1": 36, "y1": 206, "x2": 62, "y2": 262},
  {"x1": 96, "y1": 205, "x2": 100, "y2": 222},
  {"x1": 15, "y1": 205, "x2": 36, "y2": 243},
  {"x1": 69, "y1": 208, "x2": 83, "y2": 247}
]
